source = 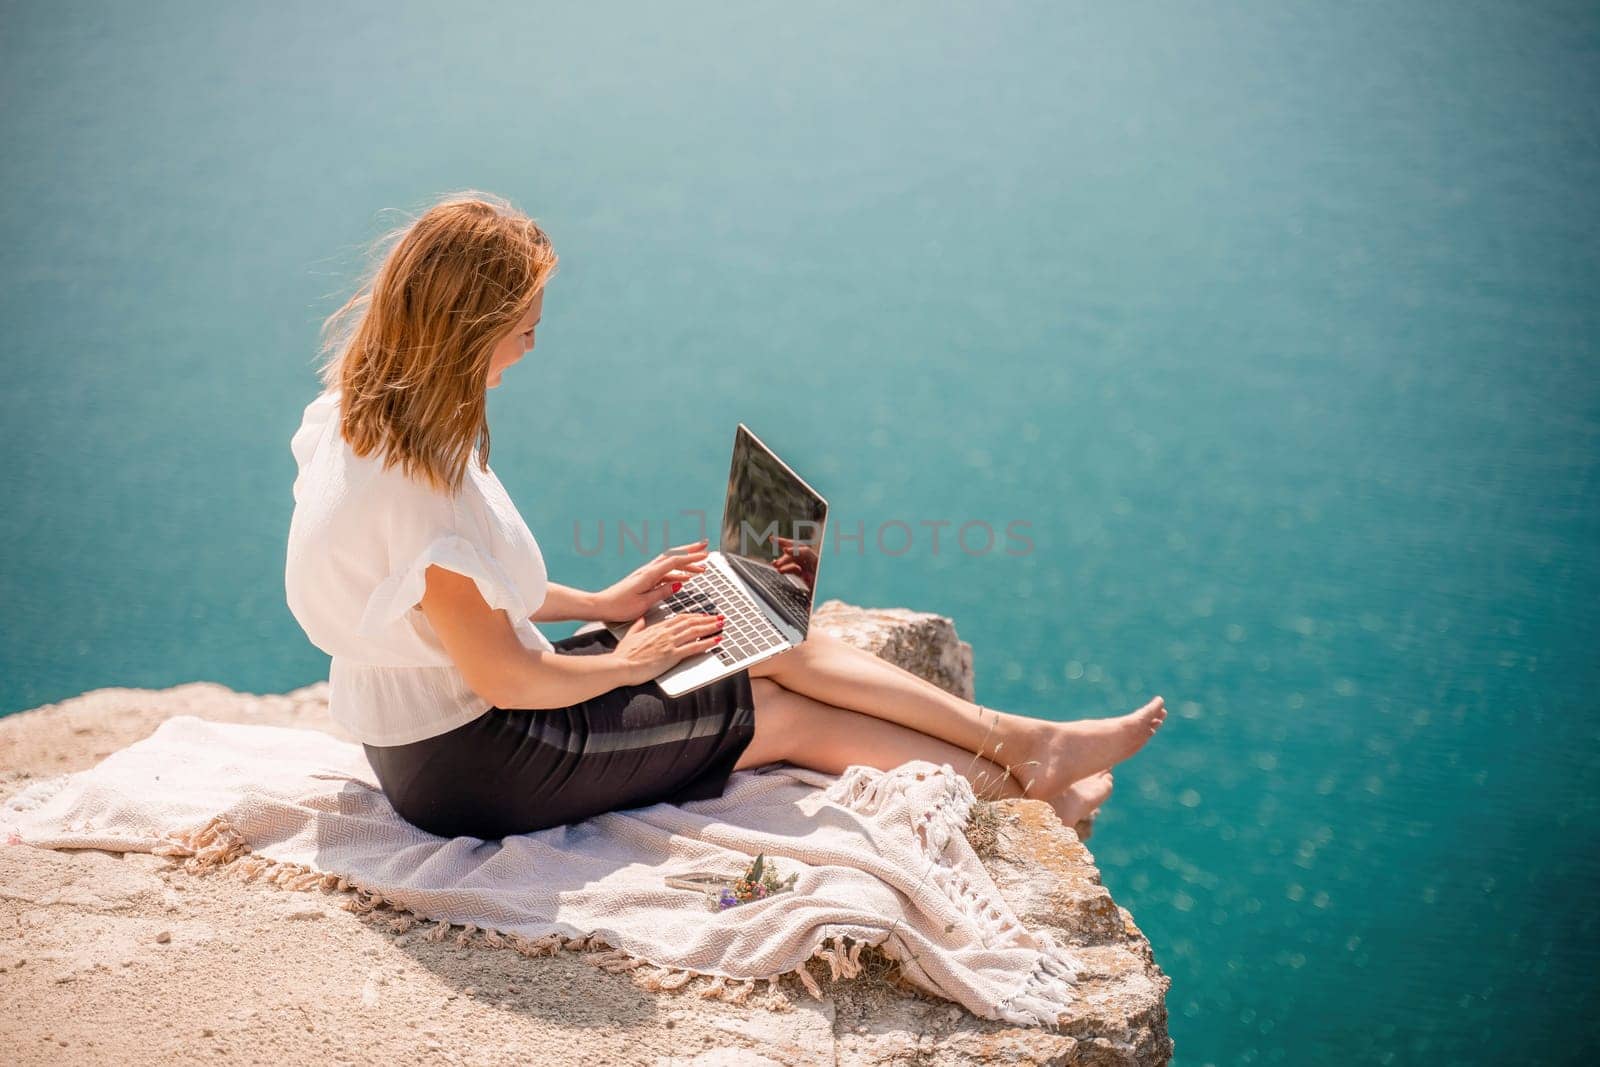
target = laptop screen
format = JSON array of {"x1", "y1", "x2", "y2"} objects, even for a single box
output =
[{"x1": 717, "y1": 424, "x2": 828, "y2": 636}]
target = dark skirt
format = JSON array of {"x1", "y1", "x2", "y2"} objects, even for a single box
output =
[{"x1": 362, "y1": 627, "x2": 759, "y2": 840}]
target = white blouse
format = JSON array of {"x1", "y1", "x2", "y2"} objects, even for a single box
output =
[{"x1": 284, "y1": 388, "x2": 556, "y2": 747}]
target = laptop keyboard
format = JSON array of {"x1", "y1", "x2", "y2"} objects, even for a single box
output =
[
  {"x1": 651, "y1": 563, "x2": 787, "y2": 665},
  {"x1": 735, "y1": 557, "x2": 812, "y2": 622}
]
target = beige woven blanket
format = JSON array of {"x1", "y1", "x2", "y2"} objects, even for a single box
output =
[{"x1": 1, "y1": 714, "x2": 1085, "y2": 1027}]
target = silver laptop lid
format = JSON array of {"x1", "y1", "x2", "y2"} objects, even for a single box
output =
[{"x1": 717, "y1": 424, "x2": 829, "y2": 636}]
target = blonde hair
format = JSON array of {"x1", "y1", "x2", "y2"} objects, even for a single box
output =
[{"x1": 315, "y1": 190, "x2": 558, "y2": 496}]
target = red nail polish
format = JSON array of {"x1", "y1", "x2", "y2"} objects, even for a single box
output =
[{"x1": 672, "y1": 582, "x2": 681, "y2": 592}]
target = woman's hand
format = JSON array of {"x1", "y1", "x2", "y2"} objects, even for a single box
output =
[
  {"x1": 772, "y1": 535, "x2": 819, "y2": 587},
  {"x1": 612, "y1": 611, "x2": 725, "y2": 685},
  {"x1": 591, "y1": 539, "x2": 711, "y2": 623}
]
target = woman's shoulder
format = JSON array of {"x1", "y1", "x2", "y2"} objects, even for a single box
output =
[
  {"x1": 301, "y1": 446, "x2": 460, "y2": 534},
  {"x1": 359, "y1": 454, "x2": 467, "y2": 521},
  {"x1": 291, "y1": 388, "x2": 514, "y2": 539}
]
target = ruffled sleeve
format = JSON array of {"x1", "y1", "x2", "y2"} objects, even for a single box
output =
[{"x1": 355, "y1": 532, "x2": 530, "y2": 646}]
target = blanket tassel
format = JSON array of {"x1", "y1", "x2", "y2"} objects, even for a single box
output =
[{"x1": 146, "y1": 814, "x2": 925, "y2": 1013}]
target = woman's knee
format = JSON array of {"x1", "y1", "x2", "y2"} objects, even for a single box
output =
[
  {"x1": 750, "y1": 628, "x2": 839, "y2": 679},
  {"x1": 792, "y1": 629, "x2": 845, "y2": 656}
]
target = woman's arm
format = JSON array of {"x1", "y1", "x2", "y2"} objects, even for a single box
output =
[
  {"x1": 530, "y1": 581, "x2": 600, "y2": 623},
  {"x1": 420, "y1": 567, "x2": 636, "y2": 709},
  {"x1": 421, "y1": 564, "x2": 725, "y2": 710}
]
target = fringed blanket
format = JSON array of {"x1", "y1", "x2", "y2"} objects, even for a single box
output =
[{"x1": 2, "y1": 714, "x2": 1085, "y2": 1027}]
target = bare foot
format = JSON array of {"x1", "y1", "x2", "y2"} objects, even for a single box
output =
[
  {"x1": 1049, "y1": 770, "x2": 1114, "y2": 827},
  {"x1": 1013, "y1": 697, "x2": 1167, "y2": 799},
  {"x1": 1073, "y1": 806, "x2": 1102, "y2": 842}
]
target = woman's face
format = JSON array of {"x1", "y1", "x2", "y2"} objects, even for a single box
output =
[{"x1": 486, "y1": 288, "x2": 544, "y2": 389}]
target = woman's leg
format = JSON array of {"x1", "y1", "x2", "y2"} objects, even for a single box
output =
[
  {"x1": 746, "y1": 630, "x2": 1166, "y2": 800},
  {"x1": 736, "y1": 678, "x2": 1116, "y2": 827}
]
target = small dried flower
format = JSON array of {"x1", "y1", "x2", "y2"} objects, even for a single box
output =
[{"x1": 710, "y1": 853, "x2": 798, "y2": 910}]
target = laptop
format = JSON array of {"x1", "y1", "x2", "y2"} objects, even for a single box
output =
[{"x1": 606, "y1": 424, "x2": 828, "y2": 696}]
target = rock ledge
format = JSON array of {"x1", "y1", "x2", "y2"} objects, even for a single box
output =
[{"x1": 0, "y1": 600, "x2": 1170, "y2": 1066}]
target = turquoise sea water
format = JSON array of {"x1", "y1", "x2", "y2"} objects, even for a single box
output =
[{"x1": 3, "y1": 4, "x2": 1596, "y2": 1062}]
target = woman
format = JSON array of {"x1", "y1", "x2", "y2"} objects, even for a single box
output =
[{"x1": 285, "y1": 190, "x2": 1167, "y2": 841}]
